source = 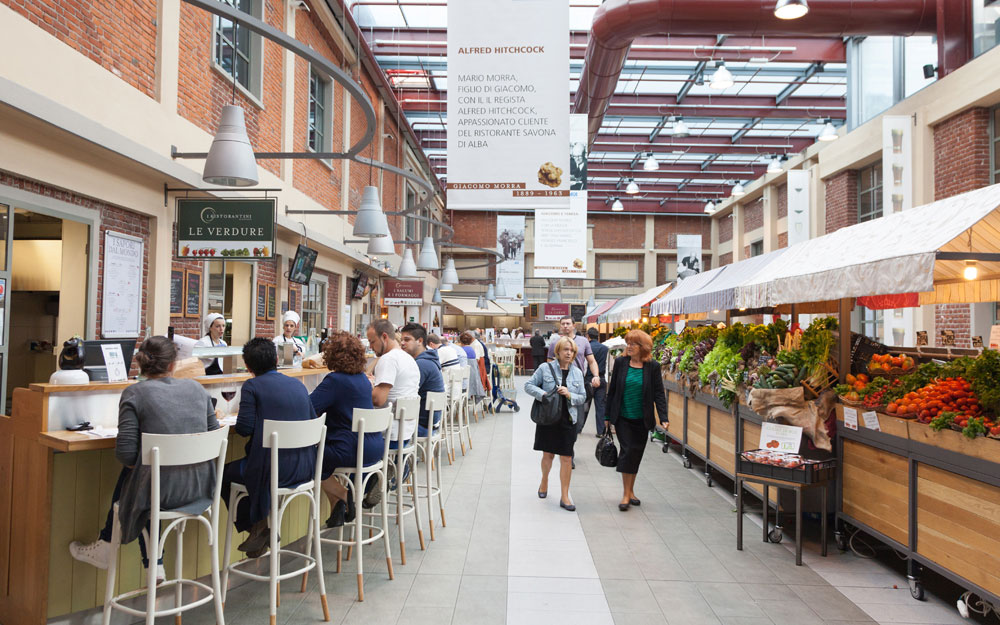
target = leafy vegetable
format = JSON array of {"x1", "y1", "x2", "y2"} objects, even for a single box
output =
[
  {"x1": 966, "y1": 348, "x2": 1000, "y2": 415},
  {"x1": 962, "y1": 416, "x2": 987, "y2": 439}
]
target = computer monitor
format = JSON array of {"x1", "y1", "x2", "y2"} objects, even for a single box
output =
[
  {"x1": 288, "y1": 244, "x2": 318, "y2": 285},
  {"x1": 83, "y1": 339, "x2": 137, "y2": 381}
]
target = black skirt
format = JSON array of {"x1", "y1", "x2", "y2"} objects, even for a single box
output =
[
  {"x1": 534, "y1": 413, "x2": 577, "y2": 457},
  {"x1": 615, "y1": 417, "x2": 649, "y2": 474}
]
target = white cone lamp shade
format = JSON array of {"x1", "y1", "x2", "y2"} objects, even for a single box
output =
[
  {"x1": 203, "y1": 105, "x2": 259, "y2": 187},
  {"x1": 643, "y1": 153, "x2": 659, "y2": 171},
  {"x1": 611, "y1": 198, "x2": 624, "y2": 211},
  {"x1": 476, "y1": 295, "x2": 487, "y2": 309},
  {"x1": 818, "y1": 121, "x2": 838, "y2": 142},
  {"x1": 732, "y1": 182, "x2": 746, "y2": 197},
  {"x1": 710, "y1": 63, "x2": 734, "y2": 90},
  {"x1": 431, "y1": 288, "x2": 443, "y2": 304},
  {"x1": 767, "y1": 156, "x2": 783, "y2": 174},
  {"x1": 495, "y1": 280, "x2": 507, "y2": 298},
  {"x1": 366, "y1": 233, "x2": 395, "y2": 255},
  {"x1": 673, "y1": 118, "x2": 691, "y2": 138},
  {"x1": 441, "y1": 258, "x2": 460, "y2": 285},
  {"x1": 587, "y1": 296, "x2": 596, "y2": 309},
  {"x1": 625, "y1": 179, "x2": 639, "y2": 194},
  {"x1": 353, "y1": 186, "x2": 390, "y2": 238},
  {"x1": 704, "y1": 200, "x2": 715, "y2": 213},
  {"x1": 486, "y1": 283, "x2": 496, "y2": 302},
  {"x1": 775, "y1": 0, "x2": 809, "y2": 19},
  {"x1": 397, "y1": 248, "x2": 418, "y2": 278},
  {"x1": 416, "y1": 236, "x2": 439, "y2": 270},
  {"x1": 440, "y1": 282, "x2": 454, "y2": 292}
]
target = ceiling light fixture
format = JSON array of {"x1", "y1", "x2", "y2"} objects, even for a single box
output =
[
  {"x1": 203, "y1": 104, "x2": 259, "y2": 186},
  {"x1": 441, "y1": 257, "x2": 460, "y2": 286},
  {"x1": 476, "y1": 295, "x2": 488, "y2": 309},
  {"x1": 710, "y1": 61, "x2": 734, "y2": 90},
  {"x1": 672, "y1": 116, "x2": 690, "y2": 138},
  {"x1": 416, "y1": 236, "x2": 439, "y2": 271},
  {"x1": 774, "y1": 0, "x2": 809, "y2": 19},
  {"x1": 486, "y1": 283, "x2": 497, "y2": 302},
  {"x1": 396, "y1": 248, "x2": 418, "y2": 278},
  {"x1": 964, "y1": 260, "x2": 978, "y2": 281},
  {"x1": 495, "y1": 279, "x2": 507, "y2": 298},
  {"x1": 611, "y1": 197, "x2": 624, "y2": 211},
  {"x1": 704, "y1": 199, "x2": 716, "y2": 213},
  {"x1": 431, "y1": 288, "x2": 442, "y2": 304},
  {"x1": 767, "y1": 155, "x2": 783, "y2": 174},
  {"x1": 818, "y1": 118, "x2": 838, "y2": 142},
  {"x1": 353, "y1": 186, "x2": 390, "y2": 238},
  {"x1": 625, "y1": 178, "x2": 639, "y2": 194},
  {"x1": 643, "y1": 152, "x2": 659, "y2": 171},
  {"x1": 366, "y1": 233, "x2": 394, "y2": 256},
  {"x1": 731, "y1": 181, "x2": 746, "y2": 197}
]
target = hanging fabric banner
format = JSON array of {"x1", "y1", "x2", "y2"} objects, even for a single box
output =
[
  {"x1": 786, "y1": 169, "x2": 811, "y2": 246},
  {"x1": 496, "y1": 215, "x2": 525, "y2": 304},
  {"x1": 676, "y1": 234, "x2": 703, "y2": 279},
  {"x1": 534, "y1": 114, "x2": 587, "y2": 278},
  {"x1": 446, "y1": 0, "x2": 569, "y2": 211}
]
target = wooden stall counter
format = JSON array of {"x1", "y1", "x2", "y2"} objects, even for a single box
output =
[{"x1": 0, "y1": 366, "x2": 329, "y2": 625}]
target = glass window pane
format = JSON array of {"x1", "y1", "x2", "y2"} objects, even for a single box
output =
[
  {"x1": 973, "y1": 0, "x2": 1000, "y2": 56},
  {"x1": 858, "y1": 36, "x2": 895, "y2": 123},
  {"x1": 904, "y1": 36, "x2": 937, "y2": 96}
]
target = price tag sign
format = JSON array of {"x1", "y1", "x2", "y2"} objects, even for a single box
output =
[
  {"x1": 972, "y1": 336, "x2": 984, "y2": 349},
  {"x1": 101, "y1": 343, "x2": 129, "y2": 383},
  {"x1": 843, "y1": 407, "x2": 859, "y2": 431},
  {"x1": 916, "y1": 330, "x2": 928, "y2": 346},
  {"x1": 862, "y1": 410, "x2": 881, "y2": 432},
  {"x1": 941, "y1": 329, "x2": 956, "y2": 346},
  {"x1": 989, "y1": 325, "x2": 1000, "y2": 349},
  {"x1": 759, "y1": 421, "x2": 803, "y2": 454}
]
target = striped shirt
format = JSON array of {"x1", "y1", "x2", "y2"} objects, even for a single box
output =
[{"x1": 620, "y1": 366, "x2": 644, "y2": 420}]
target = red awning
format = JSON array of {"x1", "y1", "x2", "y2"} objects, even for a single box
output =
[{"x1": 586, "y1": 299, "x2": 619, "y2": 324}]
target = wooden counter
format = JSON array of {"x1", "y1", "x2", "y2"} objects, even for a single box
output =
[{"x1": 0, "y1": 367, "x2": 330, "y2": 625}]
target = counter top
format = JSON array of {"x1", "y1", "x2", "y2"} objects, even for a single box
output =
[
  {"x1": 28, "y1": 366, "x2": 328, "y2": 393},
  {"x1": 39, "y1": 430, "x2": 115, "y2": 452}
]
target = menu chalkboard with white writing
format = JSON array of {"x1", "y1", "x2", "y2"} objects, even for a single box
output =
[
  {"x1": 184, "y1": 270, "x2": 201, "y2": 319},
  {"x1": 256, "y1": 283, "x2": 267, "y2": 320},
  {"x1": 170, "y1": 269, "x2": 184, "y2": 316},
  {"x1": 266, "y1": 284, "x2": 277, "y2": 321}
]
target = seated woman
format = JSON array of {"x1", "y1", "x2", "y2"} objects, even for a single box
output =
[
  {"x1": 69, "y1": 336, "x2": 219, "y2": 583},
  {"x1": 309, "y1": 331, "x2": 384, "y2": 527},
  {"x1": 459, "y1": 331, "x2": 487, "y2": 401},
  {"x1": 220, "y1": 338, "x2": 317, "y2": 558}
]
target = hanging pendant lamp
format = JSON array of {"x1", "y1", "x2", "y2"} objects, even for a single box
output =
[
  {"x1": 704, "y1": 199, "x2": 716, "y2": 213},
  {"x1": 672, "y1": 117, "x2": 690, "y2": 138},
  {"x1": 731, "y1": 181, "x2": 746, "y2": 197},
  {"x1": 587, "y1": 295, "x2": 596, "y2": 309},
  {"x1": 611, "y1": 198, "x2": 624, "y2": 211},
  {"x1": 431, "y1": 288, "x2": 442, "y2": 304},
  {"x1": 625, "y1": 179, "x2": 639, "y2": 195},
  {"x1": 353, "y1": 186, "x2": 390, "y2": 238},
  {"x1": 440, "y1": 282, "x2": 454, "y2": 292},
  {"x1": 397, "y1": 248, "x2": 418, "y2": 278},
  {"x1": 818, "y1": 119, "x2": 838, "y2": 142},
  {"x1": 775, "y1": 0, "x2": 809, "y2": 19},
  {"x1": 416, "y1": 236, "x2": 439, "y2": 271},
  {"x1": 486, "y1": 283, "x2": 497, "y2": 302},
  {"x1": 710, "y1": 62, "x2": 734, "y2": 90},
  {"x1": 441, "y1": 257, "x2": 460, "y2": 285},
  {"x1": 203, "y1": 105, "x2": 259, "y2": 187},
  {"x1": 476, "y1": 295, "x2": 488, "y2": 309},
  {"x1": 495, "y1": 280, "x2": 507, "y2": 298},
  {"x1": 367, "y1": 233, "x2": 395, "y2": 256},
  {"x1": 643, "y1": 153, "x2": 659, "y2": 171}
]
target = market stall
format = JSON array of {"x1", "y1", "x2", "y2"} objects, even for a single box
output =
[{"x1": 604, "y1": 283, "x2": 673, "y2": 326}]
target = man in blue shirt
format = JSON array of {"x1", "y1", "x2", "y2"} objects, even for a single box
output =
[
  {"x1": 400, "y1": 323, "x2": 445, "y2": 435},
  {"x1": 587, "y1": 328, "x2": 610, "y2": 436}
]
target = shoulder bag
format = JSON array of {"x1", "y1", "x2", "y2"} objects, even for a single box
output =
[
  {"x1": 529, "y1": 362, "x2": 563, "y2": 426},
  {"x1": 595, "y1": 428, "x2": 618, "y2": 467}
]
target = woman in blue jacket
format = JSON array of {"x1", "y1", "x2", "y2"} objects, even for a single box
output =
[{"x1": 524, "y1": 337, "x2": 586, "y2": 511}]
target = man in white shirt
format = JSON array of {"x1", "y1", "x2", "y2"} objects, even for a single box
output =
[{"x1": 366, "y1": 319, "x2": 420, "y2": 443}]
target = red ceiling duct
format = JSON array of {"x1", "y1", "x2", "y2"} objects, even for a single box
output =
[{"x1": 574, "y1": 0, "x2": 940, "y2": 146}]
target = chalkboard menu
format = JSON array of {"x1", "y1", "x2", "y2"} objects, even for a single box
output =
[
  {"x1": 184, "y1": 269, "x2": 201, "y2": 318},
  {"x1": 289, "y1": 288, "x2": 297, "y2": 315},
  {"x1": 170, "y1": 269, "x2": 184, "y2": 316},
  {"x1": 267, "y1": 285, "x2": 277, "y2": 320},
  {"x1": 570, "y1": 304, "x2": 586, "y2": 322},
  {"x1": 849, "y1": 331, "x2": 888, "y2": 375},
  {"x1": 529, "y1": 303, "x2": 539, "y2": 319},
  {"x1": 256, "y1": 283, "x2": 267, "y2": 320}
]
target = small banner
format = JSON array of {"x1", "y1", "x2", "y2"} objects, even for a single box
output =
[
  {"x1": 176, "y1": 198, "x2": 275, "y2": 259},
  {"x1": 383, "y1": 279, "x2": 424, "y2": 306}
]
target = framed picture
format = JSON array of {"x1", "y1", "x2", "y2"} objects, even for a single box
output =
[
  {"x1": 266, "y1": 284, "x2": 277, "y2": 321},
  {"x1": 184, "y1": 269, "x2": 202, "y2": 319},
  {"x1": 256, "y1": 282, "x2": 267, "y2": 320},
  {"x1": 170, "y1": 269, "x2": 184, "y2": 317}
]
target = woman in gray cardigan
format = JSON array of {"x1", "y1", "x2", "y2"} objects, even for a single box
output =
[{"x1": 69, "y1": 336, "x2": 219, "y2": 583}]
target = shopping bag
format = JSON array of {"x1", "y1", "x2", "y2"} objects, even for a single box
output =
[{"x1": 595, "y1": 428, "x2": 618, "y2": 467}]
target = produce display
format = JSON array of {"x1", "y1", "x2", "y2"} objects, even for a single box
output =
[
  {"x1": 741, "y1": 449, "x2": 826, "y2": 469},
  {"x1": 866, "y1": 352, "x2": 915, "y2": 375}
]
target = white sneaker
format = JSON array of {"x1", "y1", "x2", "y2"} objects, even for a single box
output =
[
  {"x1": 146, "y1": 564, "x2": 166, "y2": 586},
  {"x1": 69, "y1": 539, "x2": 112, "y2": 569}
]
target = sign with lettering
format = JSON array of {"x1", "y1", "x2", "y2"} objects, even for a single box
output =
[
  {"x1": 972, "y1": 335, "x2": 984, "y2": 349},
  {"x1": 446, "y1": 0, "x2": 569, "y2": 211},
  {"x1": 101, "y1": 343, "x2": 128, "y2": 383},
  {"x1": 383, "y1": 279, "x2": 424, "y2": 306},
  {"x1": 543, "y1": 303, "x2": 570, "y2": 321},
  {"x1": 184, "y1": 269, "x2": 201, "y2": 319},
  {"x1": 916, "y1": 330, "x2": 928, "y2": 346},
  {"x1": 759, "y1": 421, "x2": 803, "y2": 454},
  {"x1": 534, "y1": 114, "x2": 587, "y2": 278},
  {"x1": 170, "y1": 269, "x2": 184, "y2": 316},
  {"x1": 176, "y1": 198, "x2": 275, "y2": 259},
  {"x1": 843, "y1": 407, "x2": 859, "y2": 431},
  {"x1": 102, "y1": 231, "x2": 144, "y2": 338},
  {"x1": 570, "y1": 304, "x2": 587, "y2": 323},
  {"x1": 862, "y1": 410, "x2": 881, "y2": 432},
  {"x1": 941, "y1": 329, "x2": 956, "y2": 346},
  {"x1": 989, "y1": 325, "x2": 1000, "y2": 349}
]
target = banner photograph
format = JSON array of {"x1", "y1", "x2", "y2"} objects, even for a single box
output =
[{"x1": 496, "y1": 214, "x2": 525, "y2": 303}]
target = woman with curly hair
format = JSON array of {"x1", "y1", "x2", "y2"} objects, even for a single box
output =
[{"x1": 309, "y1": 331, "x2": 383, "y2": 527}]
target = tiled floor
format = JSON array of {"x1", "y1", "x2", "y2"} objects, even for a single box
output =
[{"x1": 122, "y1": 376, "x2": 975, "y2": 625}]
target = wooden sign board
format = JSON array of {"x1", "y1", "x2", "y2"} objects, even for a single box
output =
[
  {"x1": 184, "y1": 269, "x2": 202, "y2": 319},
  {"x1": 916, "y1": 330, "x2": 928, "y2": 346},
  {"x1": 170, "y1": 269, "x2": 184, "y2": 317},
  {"x1": 256, "y1": 283, "x2": 267, "y2": 320}
]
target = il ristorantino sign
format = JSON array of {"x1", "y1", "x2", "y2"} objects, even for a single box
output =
[{"x1": 176, "y1": 198, "x2": 275, "y2": 259}]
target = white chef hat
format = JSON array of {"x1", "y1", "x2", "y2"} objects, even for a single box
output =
[
  {"x1": 282, "y1": 310, "x2": 301, "y2": 326},
  {"x1": 203, "y1": 312, "x2": 225, "y2": 335}
]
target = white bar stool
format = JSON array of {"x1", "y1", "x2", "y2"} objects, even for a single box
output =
[
  {"x1": 384, "y1": 396, "x2": 424, "y2": 564},
  {"x1": 319, "y1": 406, "x2": 394, "y2": 601},
  {"x1": 102, "y1": 427, "x2": 229, "y2": 625},
  {"x1": 450, "y1": 367, "x2": 472, "y2": 457},
  {"x1": 415, "y1": 391, "x2": 448, "y2": 540},
  {"x1": 220, "y1": 416, "x2": 330, "y2": 625}
]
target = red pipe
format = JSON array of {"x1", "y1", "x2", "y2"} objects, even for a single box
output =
[{"x1": 575, "y1": 0, "x2": 938, "y2": 145}]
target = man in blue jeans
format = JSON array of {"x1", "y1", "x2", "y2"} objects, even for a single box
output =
[{"x1": 586, "y1": 327, "x2": 609, "y2": 436}]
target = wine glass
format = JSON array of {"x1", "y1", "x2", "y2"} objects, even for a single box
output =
[{"x1": 220, "y1": 384, "x2": 238, "y2": 417}]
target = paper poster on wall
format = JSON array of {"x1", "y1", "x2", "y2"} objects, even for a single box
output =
[
  {"x1": 102, "y1": 231, "x2": 143, "y2": 338},
  {"x1": 675, "y1": 234, "x2": 702, "y2": 279},
  {"x1": 882, "y1": 115, "x2": 912, "y2": 214},
  {"x1": 534, "y1": 115, "x2": 587, "y2": 279},
  {"x1": 786, "y1": 170, "x2": 811, "y2": 245},
  {"x1": 446, "y1": 0, "x2": 569, "y2": 211},
  {"x1": 496, "y1": 215, "x2": 525, "y2": 303}
]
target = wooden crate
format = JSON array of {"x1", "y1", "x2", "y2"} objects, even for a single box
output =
[
  {"x1": 916, "y1": 464, "x2": 1000, "y2": 599},
  {"x1": 687, "y1": 399, "x2": 708, "y2": 456},
  {"x1": 835, "y1": 403, "x2": 909, "y2": 439},
  {"x1": 709, "y1": 407, "x2": 736, "y2": 476},
  {"x1": 842, "y1": 439, "x2": 909, "y2": 545}
]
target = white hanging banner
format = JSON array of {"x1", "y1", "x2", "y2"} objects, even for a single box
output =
[
  {"x1": 786, "y1": 169, "x2": 811, "y2": 245},
  {"x1": 446, "y1": 0, "x2": 569, "y2": 211},
  {"x1": 534, "y1": 114, "x2": 587, "y2": 278},
  {"x1": 882, "y1": 115, "x2": 912, "y2": 214},
  {"x1": 496, "y1": 215, "x2": 525, "y2": 303},
  {"x1": 676, "y1": 234, "x2": 703, "y2": 280}
]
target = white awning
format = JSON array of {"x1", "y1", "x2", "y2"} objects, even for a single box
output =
[
  {"x1": 735, "y1": 183, "x2": 1000, "y2": 308},
  {"x1": 686, "y1": 248, "x2": 790, "y2": 313},
  {"x1": 493, "y1": 301, "x2": 525, "y2": 316},
  {"x1": 649, "y1": 267, "x2": 727, "y2": 315},
  {"x1": 443, "y1": 297, "x2": 508, "y2": 316},
  {"x1": 606, "y1": 283, "x2": 673, "y2": 323}
]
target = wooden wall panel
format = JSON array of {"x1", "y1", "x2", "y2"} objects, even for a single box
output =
[
  {"x1": 842, "y1": 440, "x2": 909, "y2": 545},
  {"x1": 687, "y1": 401, "x2": 708, "y2": 456},
  {"x1": 709, "y1": 407, "x2": 736, "y2": 475},
  {"x1": 667, "y1": 391, "x2": 684, "y2": 424}
]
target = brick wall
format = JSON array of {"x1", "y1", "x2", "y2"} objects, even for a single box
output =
[
  {"x1": 935, "y1": 304, "x2": 972, "y2": 348},
  {"x1": 450, "y1": 211, "x2": 497, "y2": 249},
  {"x1": 778, "y1": 232, "x2": 788, "y2": 249},
  {"x1": 171, "y1": 224, "x2": 203, "y2": 338},
  {"x1": 777, "y1": 183, "x2": 787, "y2": 219},
  {"x1": 2, "y1": 0, "x2": 158, "y2": 98},
  {"x1": 743, "y1": 198, "x2": 763, "y2": 233},
  {"x1": 824, "y1": 170, "x2": 858, "y2": 234},
  {"x1": 255, "y1": 259, "x2": 278, "y2": 338},
  {"x1": 933, "y1": 108, "x2": 992, "y2": 201},
  {"x1": 651, "y1": 215, "x2": 711, "y2": 249},
  {"x1": 589, "y1": 214, "x2": 644, "y2": 248},
  {"x1": 719, "y1": 213, "x2": 733, "y2": 243},
  {"x1": 719, "y1": 252, "x2": 733, "y2": 267}
]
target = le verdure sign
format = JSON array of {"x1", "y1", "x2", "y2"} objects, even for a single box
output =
[
  {"x1": 383, "y1": 279, "x2": 424, "y2": 306},
  {"x1": 176, "y1": 198, "x2": 275, "y2": 260}
]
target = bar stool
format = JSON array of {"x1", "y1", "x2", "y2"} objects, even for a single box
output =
[
  {"x1": 319, "y1": 407, "x2": 394, "y2": 601},
  {"x1": 415, "y1": 391, "x2": 448, "y2": 540},
  {"x1": 102, "y1": 427, "x2": 229, "y2": 625},
  {"x1": 384, "y1": 396, "x2": 424, "y2": 564},
  {"x1": 221, "y1": 417, "x2": 330, "y2": 625},
  {"x1": 450, "y1": 368, "x2": 472, "y2": 457}
]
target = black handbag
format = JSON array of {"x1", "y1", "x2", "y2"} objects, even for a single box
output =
[
  {"x1": 595, "y1": 427, "x2": 618, "y2": 467},
  {"x1": 530, "y1": 362, "x2": 564, "y2": 426}
]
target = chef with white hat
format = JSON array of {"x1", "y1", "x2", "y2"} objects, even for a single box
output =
[
  {"x1": 194, "y1": 312, "x2": 227, "y2": 375},
  {"x1": 274, "y1": 310, "x2": 305, "y2": 355}
]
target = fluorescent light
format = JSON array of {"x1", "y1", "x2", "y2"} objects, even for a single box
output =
[
  {"x1": 818, "y1": 119, "x2": 838, "y2": 142},
  {"x1": 611, "y1": 198, "x2": 624, "y2": 211},
  {"x1": 643, "y1": 153, "x2": 659, "y2": 171},
  {"x1": 775, "y1": 0, "x2": 809, "y2": 19},
  {"x1": 672, "y1": 117, "x2": 690, "y2": 138},
  {"x1": 710, "y1": 62, "x2": 734, "y2": 90},
  {"x1": 964, "y1": 261, "x2": 978, "y2": 281},
  {"x1": 625, "y1": 179, "x2": 639, "y2": 194},
  {"x1": 731, "y1": 182, "x2": 745, "y2": 197}
]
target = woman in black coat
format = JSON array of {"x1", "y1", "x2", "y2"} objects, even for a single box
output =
[{"x1": 604, "y1": 330, "x2": 669, "y2": 511}]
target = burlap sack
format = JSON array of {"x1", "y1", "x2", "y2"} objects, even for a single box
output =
[{"x1": 748, "y1": 386, "x2": 833, "y2": 451}]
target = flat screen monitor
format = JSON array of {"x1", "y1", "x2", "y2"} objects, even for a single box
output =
[
  {"x1": 351, "y1": 273, "x2": 369, "y2": 299},
  {"x1": 83, "y1": 339, "x2": 137, "y2": 381},
  {"x1": 288, "y1": 244, "x2": 318, "y2": 285}
]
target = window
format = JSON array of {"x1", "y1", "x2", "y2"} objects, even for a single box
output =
[
  {"x1": 973, "y1": 0, "x2": 1000, "y2": 57},
  {"x1": 992, "y1": 106, "x2": 1000, "y2": 184},
  {"x1": 848, "y1": 35, "x2": 937, "y2": 127},
  {"x1": 859, "y1": 306, "x2": 883, "y2": 341},
  {"x1": 213, "y1": 0, "x2": 262, "y2": 99},
  {"x1": 749, "y1": 240, "x2": 764, "y2": 257},
  {"x1": 599, "y1": 259, "x2": 639, "y2": 282},
  {"x1": 302, "y1": 277, "x2": 327, "y2": 338},
  {"x1": 858, "y1": 162, "x2": 883, "y2": 222},
  {"x1": 308, "y1": 67, "x2": 331, "y2": 153},
  {"x1": 855, "y1": 37, "x2": 895, "y2": 125},
  {"x1": 404, "y1": 185, "x2": 417, "y2": 242}
]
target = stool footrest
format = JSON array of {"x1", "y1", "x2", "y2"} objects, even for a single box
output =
[{"x1": 109, "y1": 579, "x2": 215, "y2": 618}]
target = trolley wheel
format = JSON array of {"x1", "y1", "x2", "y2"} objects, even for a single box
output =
[
  {"x1": 513, "y1": 404, "x2": 520, "y2": 412},
  {"x1": 661, "y1": 443, "x2": 669, "y2": 454},
  {"x1": 683, "y1": 457, "x2": 692, "y2": 469},
  {"x1": 834, "y1": 532, "x2": 847, "y2": 552},
  {"x1": 705, "y1": 475, "x2": 713, "y2": 488},
  {"x1": 768, "y1": 529, "x2": 783, "y2": 544},
  {"x1": 908, "y1": 578, "x2": 924, "y2": 601}
]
